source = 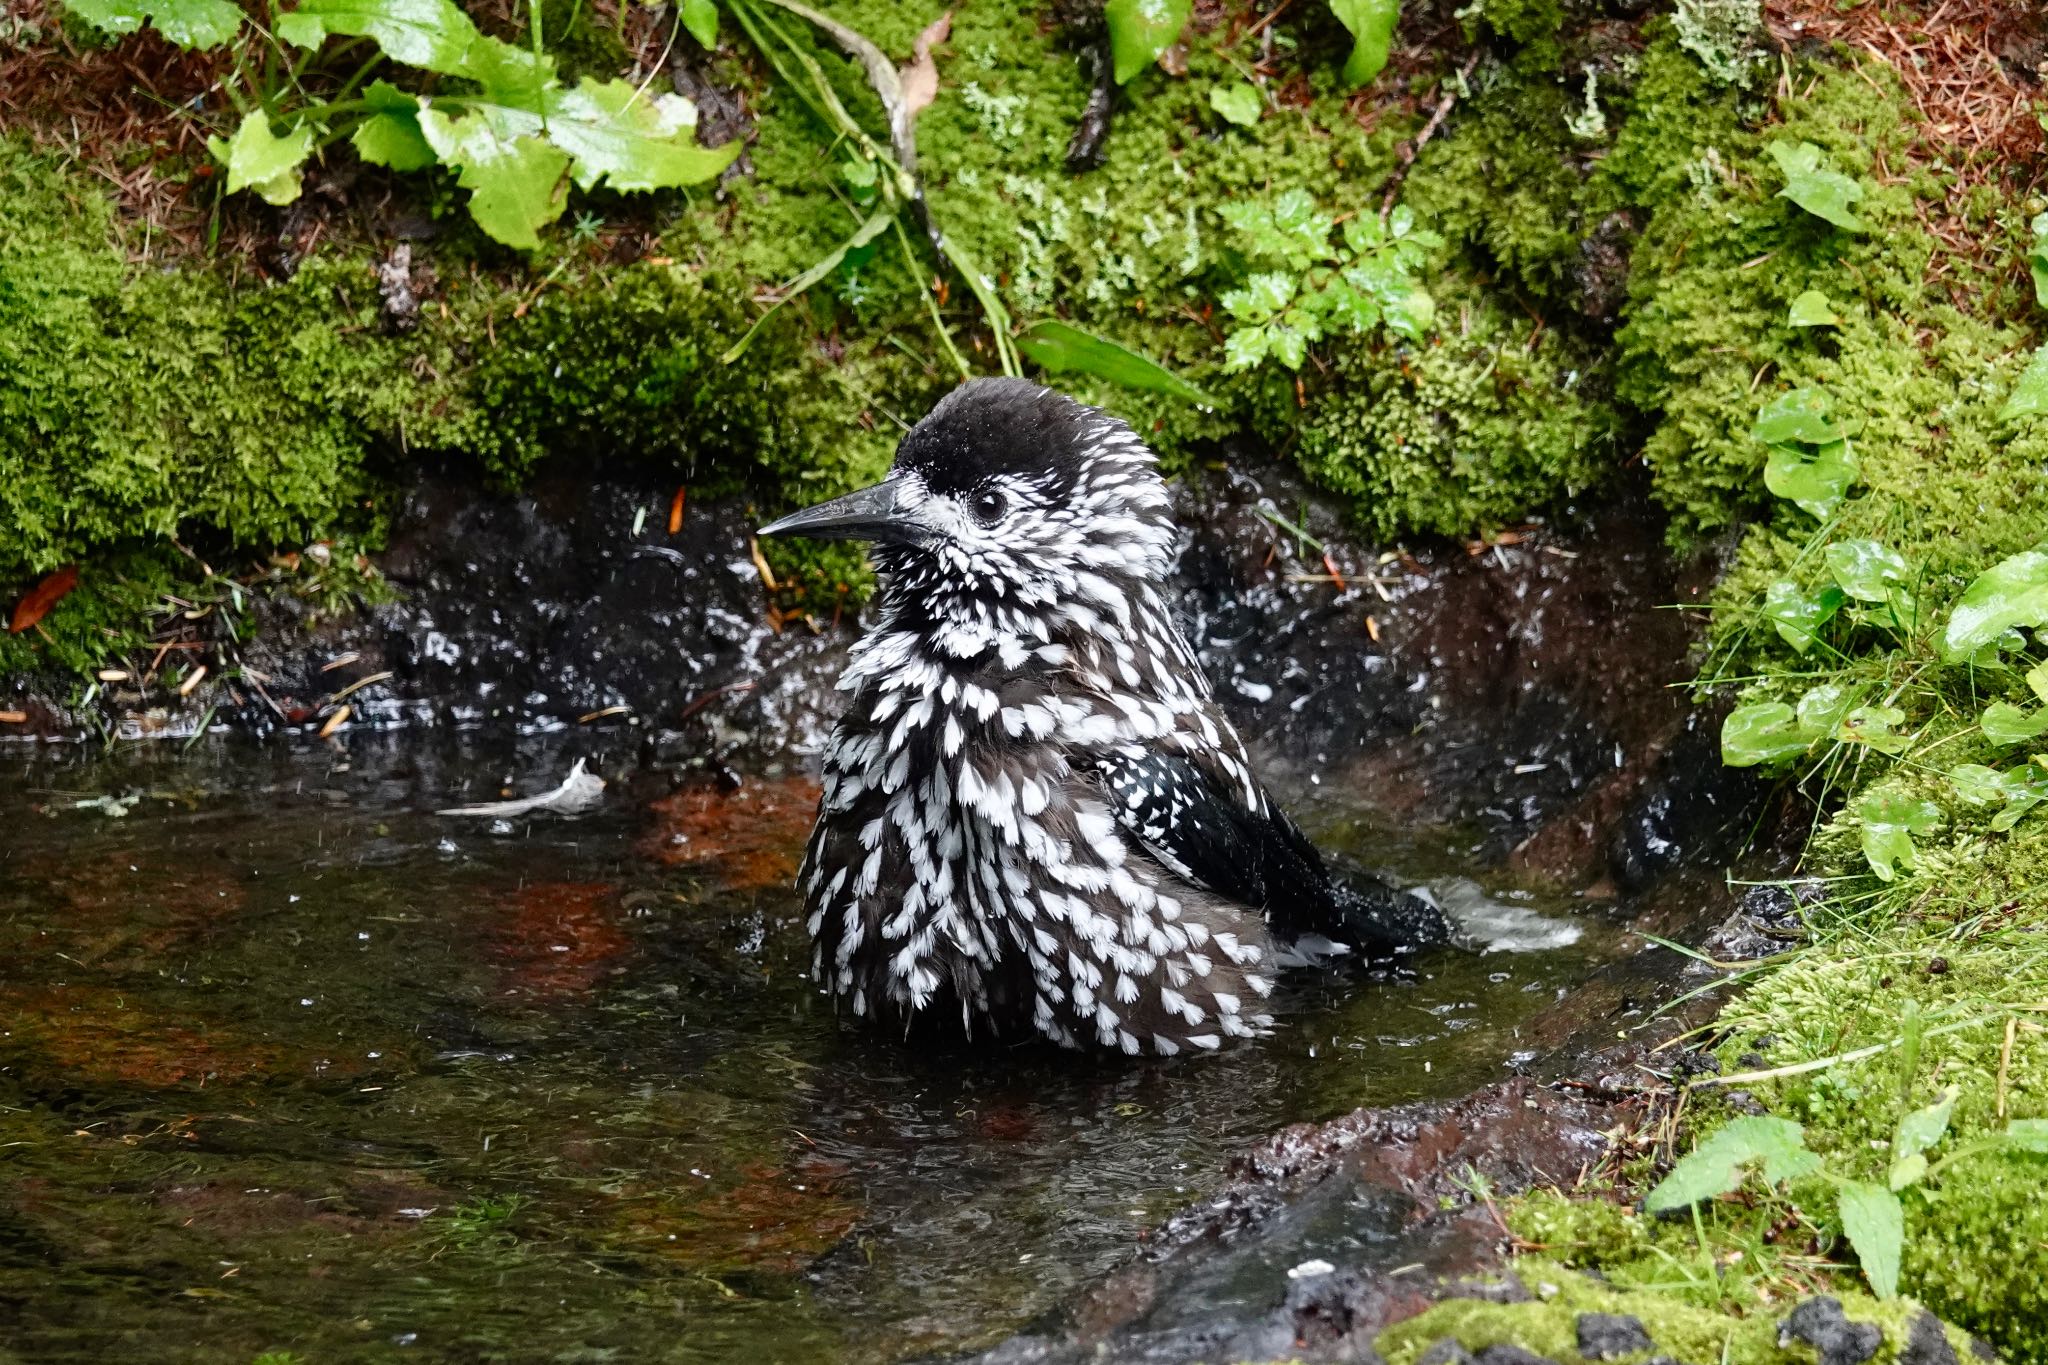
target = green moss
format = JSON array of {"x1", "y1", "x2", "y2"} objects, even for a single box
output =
[
  {"x1": 1376, "y1": 1264, "x2": 1959, "y2": 1365},
  {"x1": 1286, "y1": 291, "x2": 1621, "y2": 539}
]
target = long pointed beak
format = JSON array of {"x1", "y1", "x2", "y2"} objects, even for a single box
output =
[{"x1": 757, "y1": 477, "x2": 929, "y2": 545}]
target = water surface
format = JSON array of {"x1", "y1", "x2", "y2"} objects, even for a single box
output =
[{"x1": 0, "y1": 738, "x2": 1622, "y2": 1363}]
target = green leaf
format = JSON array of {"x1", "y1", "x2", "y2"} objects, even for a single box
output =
[
  {"x1": 1990, "y1": 764, "x2": 2048, "y2": 832},
  {"x1": 1016, "y1": 320, "x2": 1218, "y2": 406},
  {"x1": 1379, "y1": 281, "x2": 1435, "y2": 341},
  {"x1": 1983, "y1": 701, "x2": 2048, "y2": 748},
  {"x1": 1209, "y1": 81, "x2": 1262, "y2": 127},
  {"x1": 543, "y1": 78, "x2": 740, "y2": 192},
  {"x1": 680, "y1": 0, "x2": 717, "y2": 48},
  {"x1": 350, "y1": 80, "x2": 437, "y2": 172},
  {"x1": 63, "y1": 0, "x2": 244, "y2": 47},
  {"x1": 1941, "y1": 549, "x2": 2048, "y2": 662},
  {"x1": 1221, "y1": 271, "x2": 1297, "y2": 324},
  {"x1": 1840, "y1": 704, "x2": 1909, "y2": 754},
  {"x1": 1825, "y1": 539, "x2": 1910, "y2": 602},
  {"x1": 1764, "y1": 440, "x2": 1859, "y2": 520},
  {"x1": 1720, "y1": 702, "x2": 1814, "y2": 768},
  {"x1": 1104, "y1": 0, "x2": 1191, "y2": 84},
  {"x1": 2031, "y1": 211, "x2": 2048, "y2": 312},
  {"x1": 1223, "y1": 327, "x2": 1271, "y2": 371},
  {"x1": 1753, "y1": 387, "x2": 1844, "y2": 446},
  {"x1": 1836, "y1": 1180, "x2": 1903, "y2": 1299},
  {"x1": 417, "y1": 107, "x2": 571, "y2": 249},
  {"x1": 1645, "y1": 1116, "x2": 1819, "y2": 1212},
  {"x1": 207, "y1": 114, "x2": 315, "y2": 206},
  {"x1": 1763, "y1": 580, "x2": 1843, "y2": 654},
  {"x1": 1267, "y1": 323, "x2": 1307, "y2": 370},
  {"x1": 2001, "y1": 1118, "x2": 2048, "y2": 1152},
  {"x1": 2028, "y1": 659, "x2": 2048, "y2": 704},
  {"x1": 1950, "y1": 762, "x2": 2012, "y2": 806},
  {"x1": 280, "y1": 0, "x2": 554, "y2": 102},
  {"x1": 1330, "y1": 0, "x2": 1400, "y2": 86},
  {"x1": 1788, "y1": 288, "x2": 1841, "y2": 327},
  {"x1": 1854, "y1": 790, "x2": 1942, "y2": 881},
  {"x1": 2000, "y1": 344, "x2": 2048, "y2": 425},
  {"x1": 1768, "y1": 139, "x2": 1867, "y2": 232},
  {"x1": 1887, "y1": 1152, "x2": 1927, "y2": 1192},
  {"x1": 1894, "y1": 1086, "x2": 1958, "y2": 1163},
  {"x1": 1795, "y1": 682, "x2": 1856, "y2": 737}
]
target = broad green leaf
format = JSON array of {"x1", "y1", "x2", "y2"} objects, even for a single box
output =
[
  {"x1": 1795, "y1": 682, "x2": 1855, "y2": 736},
  {"x1": 64, "y1": 0, "x2": 244, "y2": 47},
  {"x1": 1894, "y1": 1086, "x2": 1958, "y2": 1162},
  {"x1": 1330, "y1": 0, "x2": 1400, "y2": 87},
  {"x1": 351, "y1": 80, "x2": 436, "y2": 172},
  {"x1": 2000, "y1": 344, "x2": 2048, "y2": 425},
  {"x1": 1016, "y1": 320, "x2": 1218, "y2": 407},
  {"x1": 2031, "y1": 211, "x2": 2048, "y2": 312},
  {"x1": 1210, "y1": 82, "x2": 1262, "y2": 127},
  {"x1": 1763, "y1": 580, "x2": 1843, "y2": 654},
  {"x1": 1788, "y1": 289, "x2": 1840, "y2": 327},
  {"x1": 542, "y1": 79, "x2": 738, "y2": 192},
  {"x1": 1753, "y1": 387, "x2": 1844, "y2": 446},
  {"x1": 1104, "y1": 0, "x2": 1191, "y2": 84},
  {"x1": 207, "y1": 115, "x2": 315, "y2": 206},
  {"x1": 2028, "y1": 659, "x2": 2048, "y2": 704},
  {"x1": 1840, "y1": 704, "x2": 1908, "y2": 754},
  {"x1": 281, "y1": 0, "x2": 554, "y2": 103},
  {"x1": 1825, "y1": 539, "x2": 1910, "y2": 602},
  {"x1": 1645, "y1": 1116, "x2": 1819, "y2": 1212},
  {"x1": 1983, "y1": 701, "x2": 2048, "y2": 748},
  {"x1": 1721, "y1": 702, "x2": 1811, "y2": 767},
  {"x1": 1768, "y1": 139, "x2": 1867, "y2": 232},
  {"x1": 1941, "y1": 549, "x2": 2048, "y2": 662},
  {"x1": 1887, "y1": 1152, "x2": 1927, "y2": 1191},
  {"x1": 1989, "y1": 764, "x2": 2048, "y2": 832},
  {"x1": 1764, "y1": 440, "x2": 1859, "y2": 520},
  {"x1": 1854, "y1": 790, "x2": 1942, "y2": 881},
  {"x1": 680, "y1": 0, "x2": 717, "y2": 48},
  {"x1": 417, "y1": 107, "x2": 570, "y2": 249},
  {"x1": 1950, "y1": 762, "x2": 2011, "y2": 805},
  {"x1": 2002, "y1": 1118, "x2": 2048, "y2": 1152},
  {"x1": 1836, "y1": 1180, "x2": 1903, "y2": 1300}
]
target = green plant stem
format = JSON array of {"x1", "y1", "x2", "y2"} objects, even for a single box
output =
[{"x1": 894, "y1": 215, "x2": 970, "y2": 381}]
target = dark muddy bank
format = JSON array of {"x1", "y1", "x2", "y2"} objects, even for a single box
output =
[{"x1": 1, "y1": 464, "x2": 1769, "y2": 1361}]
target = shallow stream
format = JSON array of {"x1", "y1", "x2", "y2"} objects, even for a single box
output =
[{"x1": 0, "y1": 736, "x2": 1631, "y2": 1363}]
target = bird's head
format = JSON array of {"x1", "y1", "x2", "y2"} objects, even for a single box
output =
[{"x1": 758, "y1": 379, "x2": 1177, "y2": 605}]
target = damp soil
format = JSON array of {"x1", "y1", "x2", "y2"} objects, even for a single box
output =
[{"x1": 0, "y1": 463, "x2": 1760, "y2": 1364}]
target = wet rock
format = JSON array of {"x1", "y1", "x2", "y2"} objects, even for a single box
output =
[
  {"x1": 1477, "y1": 1346, "x2": 1563, "y2": 1365},
  {"x1": 1898, "y1": 1312, "x2": 1961, "y2": 1365},
  {"x1": 1421, "y1": 1341, "x2": 1478, "y2": 1365},
  {"x1": 1780, "y1": 1297, "x2": 1883, "y2": 1365},
  {"x1": 1573, "y1": 210, "x2": 1640, "y2": 325},
  {"x1": 1577, "y1": 1311, "x2": 1655, "y2": 1358},
  {"x1": 1605, "y1": 710, "x2": 1763, "y2": 892},
  {"x1": 1701, "y1": 882, "x2": 1813, "y2": 961}
]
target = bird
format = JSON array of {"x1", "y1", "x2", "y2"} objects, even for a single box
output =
[{"x1": 758, "y1": 378, "x2": 1449, "y2": 1055}]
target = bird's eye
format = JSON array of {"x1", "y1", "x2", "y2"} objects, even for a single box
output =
[{"x1": 970, "y1": 488, "x2": 1007, "y2": 525}]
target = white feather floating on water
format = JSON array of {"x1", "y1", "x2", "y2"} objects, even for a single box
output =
[{"x1": 436, "y1": 759, "x2": 606, "y2": 819}]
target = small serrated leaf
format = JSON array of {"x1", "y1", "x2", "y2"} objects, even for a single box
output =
[
  {"x1": 1645, "y1": 1116, "x2": 1818, "y2": 1212},
  {"x1": 210, "y1": 114, "x2": 315, "y2": 205},
  {"x1": 1894, "y1": 1086, "x2": 1958, "y2": 1162},
  {"x1": 64, "y1": 0, "x2": 244, "y2": 48}
]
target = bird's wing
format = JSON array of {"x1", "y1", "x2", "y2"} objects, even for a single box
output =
[
  {"x1": 1087, "y1": 742, "x2": 1451, "y2": 957},
  {"x1": 1087, "y1": 743, "x2": 1328, "y2": 916}
]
